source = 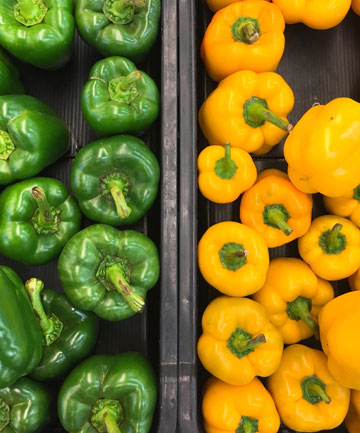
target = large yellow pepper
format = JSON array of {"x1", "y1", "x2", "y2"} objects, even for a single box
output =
[
  {"x1": 352, "y1": 0, "x2": 360, "y2": 14},
  {"x1": 199, "y1": 71, "x2": 294, "y2": 155},
  {"x1": 197, "y1": 296, "x2": 283, "y2": 386},
  {"x1": 198, "y1": 143, "x2": 257, "y2": 203},
  {"x1": 346, "y1": 390, "x2": 360, "y2": 433},
  {"x1": 240, "y1": 169, "x2": 313, "y2": 247},
  {"x1": 319, "y1": 291, "x2": 360, "y2": 390},
  {"x1": 298, "y1": 215, "x2": 360, "y2": 281},
  {"x1": 206, "y1": 0, "x2": 270, "y2": 14},
  {"x1": 201, "y1": 1, "x2": 285, "y2": 82},
  {"x1": 323, "y1": 185, "x2": 360, "y2": 228},
  {"x1": 268, "y1": 344, "x2": 350, "y2": 432},
  {"x1": 284, "y1": 98, "x2": 360, "y2": 197},
  {"x1": 202, "y1": 376, "x2": 280, "y2": 433},
  {"x1": 253, "y1": 258, "x2": 334, "y2": 344},
  {"x1": 198, "y1": 221, "x2": 269, "y2": 296},
  {"x1": 272, "y1": 0, "x2": 351, "y2": 29}
]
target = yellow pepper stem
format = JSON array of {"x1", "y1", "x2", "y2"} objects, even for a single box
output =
[
  {"x1": 301, "y1": 376, "x2": 331, "y2": 405},
  {"x1": 263, "y1": 204, "x2": 293, "y2": 236},
  {"x1": 236, "y1": 416, "x2": 259, "y2": 433},
  {"x1": 231, "y1": 16, "x2": 260, "y2": 44},
  {"x1": 214, "y1": 142, "x2": 238, "y2": 180},
  {"x1": 319, "y1": 223, "x2": 346, "y2": 255},
  {"x1": 227, "y1": 328, "x2": 266, "y2": 359},
  {"x1": 353, "y1": 185, "x2": 360, "y2": 202},
  {"x1": 218, "y1": 242, "x2": 248, "y2": 271},
  {"x1": 287, "y1": 296, "x2": 319, "y2": 340}
]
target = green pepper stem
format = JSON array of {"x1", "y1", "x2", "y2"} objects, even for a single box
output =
[
  {"x1": 108, "y1": 181, "x2": 132, "y2": 219},
  {"x1": 327, "y1": 223, "x2": 343, "y2": 250},
  {"x1": 224, "y1": 143, "x2": 232, "y2": 173},
  {"x1": 0, "y1": 399, "x2": 10, "y2": 431},
  {"x1": 310, "y1": 384, "x2": 331, "y2": 404},
  {"x1": 219, "y1": 243, "x2": 248, "y2": 271},
  {"x1": 103, "y1": 0, "x2": 145, "y2": 25},
  {"x1": 0, "y1": 130, "x2": 15, "y2": 161},
  {"x1": 301, "y1": 376, "x2": 331, "y2": 405},
  {"x1": 214, "y1": 142, "x2": 238, "y2": 180},
  {"x1": 236, "y1": 416, "x2": 259, "y2": 433},
  {"x1": 14, "y1": 0, "x2": 48, "y2": 27},
  {"x1": 31, "y1": 187, "x2": 61, "y2": 235},
  {"x1": 353, "y1": 185, "x2": 360, "y2": 202},
  {"x1": 228, "y1": 328, "x2": 266, "y2": 359},
  {"x1": 263, "y1": 204, "x2": 293, "y2": 236},
  {"x1": 108, "y1": 72, "x2": 142, "y2": 104},
  {"x1": 121, "y1": 71, "x2": 142, "y2": 88},
  {"x1": 232, "y1": 17, "x2": 260, "y2": 44},
  {"x1": 91, "y1": 399, "x2": 124, "y2": 433},
  {"x1": 287, "y1": 297, "x2": 319, "y2": 340},
  {"x1": 104, "y1": 412, "x2": 122, "y2": 433}
]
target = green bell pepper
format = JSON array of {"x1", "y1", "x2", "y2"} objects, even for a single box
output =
[
  {"x1": 0, "y1": 266, "x2": 43, "y2": 389},
  {"x1": 82, "y1": 57, "x2": 160, "y2": 136},
  {"x1": 0, "y1": 95, "x2": 69, "y2": 185},
  {"x1": 75, "y1": 0, "x2": 160, "y2": 63},
  {"x1": 0, "y1": 0, "x2": 75, "y2": 70},
  {"x1": 58, "y1": 224, "x2": 159, "y2": 321},
  {"x1": 24, "y1": 278, "x2": 99, "y2": 382},
  {"x1": 58, "y1": 353, "x2": 157, "y2": 433},
  {"x1": 0, "y1": 47, "x2": 24, "y2": 95},
  {"x1": 0, "y1": 177, "x2": 82, "y2": 265},
  {"x1": 0, "y1": 377, "x2": 52, "y2": 433},
  {"x1": 70, "y1": 135, "x2": 160, "y2": 226}
]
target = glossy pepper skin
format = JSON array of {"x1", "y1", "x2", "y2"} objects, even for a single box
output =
[
  {"x1": 298, "y1": 215, "x2": 360, "y2": 281},
  {"x1": 0, "y1": 177, "x2": 82, "y2": 265},
  {"x1": 268, "y1": 344, "x2": 350, "y2": 432},
  {"x1": 199, "y1": 71, "x2": 294, "y2": 154},
  {"x1": 198, "y1": 221, "x2": 269, "y2": 297},
  {"x1": 58, "y1": 353, "x2": 157, "y2": 433},
  {"x1": 0, "y1": 47, "x2": 24, "y2": 95},
  {"x1": 346, "y1": 390, "x2": 360, "y2": 433},
  {"x1": 0, "y1": 95, "x2": 69, "y2": 185},
  {"x1": 198, "y1": 296, "x2": 283, "y2": 386},
  {"x1": 23, "y1": 278, "x2": 99, "y2": 382},
  {"x1": 352, "y1": 0, "x2": 360, "y2": 14},
  {"x1": 319, "y1": 291, "x2": 360, "y2": 390},
  {"x1": 240, "y1": 169, "x2": 313, "y2": 248},
  {"x1": 75, "y1": 0, "x2": 160, "y2": 64},
  {"x1": 0, "y1": 377, "x2": 52, "y2": 433},
  {"x1": 58, "y1": 224, "x2": 159, "y2": 321},
  {"x1": 349, "y1": 268, "x2": 360, "y2": 291},
  {"x1": 202, "y1": 376, "x2": 280, "y2": 433},
  {"x1": 284, "y1": 98, "x2": 360, "y2": 197},
  {"x1": 272, "y1": 0, "x2": 351, "y2": 29},
  {"x1": 71, "y1": 135, "x2": 160, "y2": 226},
  {"x1": 201, "y1": 1, "x2": 285, "y2": 82},
  {"x1": 0, "y1": 0, "x2": 75, "y2": 70},
  {"x1": 324, "y1": 185, "x2": 360, "y2": 228},
  {"x1": 206, "y1": 0, "x2": 270, "y2": 14},
  {"x1": 253, "y1": 258, "x2": 334, "y2": 344},
  {"x1": 0, "y1": 266, "x2": 42, "y2": 389},
  {"x1": 81, "y1": 57, "x2": 160, "y2": 137},
  {"x1": 197, "y1": 143, "x2": 257, "y2": 203}
]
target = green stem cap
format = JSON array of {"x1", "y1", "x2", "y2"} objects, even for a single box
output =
[
  {"x1": 219, "y1": 242, "x2": 248, "y2": 271},
  {"x1": 263, "y1": 204, "x2": 293, "y2": 236},
  {"x1": 214, "y1": 143, "x2": 238, "y2": 180},
  {"x1": 103, "y1": 0, "x2": 146, "y2": 25},
  {"x1": 318, "y1": 223, "x2": 346, "y2": 255},
  {"x1": 243, "y1": 96, "x2": 293, "y2": 132},
  {"x1": 31, "y1": 187, "x2": 61, "y2": 235},
  {"x1": 287, "y1": 296, "x2": 319, "y2": 340},
  {"x1": 0, "y1": 399, "x2": 10, "y2": 431},
  {"x1": 108, "y1": 71, "x2": 142, "y2": 104},
  {"x1": 236, "y1": 416, "x2": 259, "y2": 433},
  {"x1": 232, "y1": 17, "x2": 260, "y2": 44},
  {"x1": 0, "y1": 130, "x2": 15, "y2": 161},
  {"x1": 353, "y1": 185, "x2": 360, "y2": 202},
  {"x1": 14, "y1": 0, "x2": 48, "y2": 27},
  {"x1": 91, "y1": 399, "x2": 124, "y2": 433},
  {"x1": 101, "y1": 172, "x2": 132, "y2": 219},
  {"x1": 25, "y1": 278, "x2": 63, "y2": 346},
  {"x1": 227, "y1": 328, "x2": 266, "y2": 359},
  {"x1": 301, "y1": 376, "x2": 331, "y2": 405}
]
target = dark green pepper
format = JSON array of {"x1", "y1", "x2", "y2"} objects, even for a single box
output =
[
  {"x1": 75, "y1": 0, "x2": 160, "y2": 63},
  {"x1": 70, "y1": 135, "x2": 160, "y2": 226},
  {"x1": 58, "y1": 353, "x2": 157, "y2": 433},
  {"x1": 0, "y1": 95, "x2": 69, "y2": 185},
  {"x1": 24, "y1": 278, "x2": 99, "y2": 382},
  {"x1": 0, "y1": 47, "x2": 24, "y2": 95},
  {"x1": 0, "y1": 0, "x2": 75, "y2": 70},
  {"x1": 0, "y1": 177, "x2": 82, "y2": 265},
  {"x1": 0, "y1": 377, "x2": 52, "y2": 433},
  {"x1": 0, "y1": 266, "x2": 42, "y2": 389},
  {"x1": 81, "y1": 57, "x2": 160, "y2": 136},
  {"x1": 58, "y1": 224, "x2": 159, "y2": 321}
]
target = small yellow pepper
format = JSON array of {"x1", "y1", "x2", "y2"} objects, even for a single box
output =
[
  {"x1": 199, "y1": 71, "x2": 294, "y2": 154},
  {"x1": 253, "y1": 258, "x2": 334, "y2": 344},
  {"x1": 284, "y1": 98, "x2": 360, "y2": 197},
  {"x1": 319, "y1": 291, "x2": 360, "y2": 390},
  {"x1": 205, "y1": 0, "x2": 270, "y2": 14},
  {"x1": 198, "y1": 143, "x2": 257, "y2": 203},
  {"x1": 349, "y1": 268, "x2": 360, "y2": 291},
  {"x1": 240, "y1": 169, "x2": 313, "y2": 247},
  {"x1": 197, "y1": 296, "x2": 283, "y2": 386},
  {"x1": 298, "y1": 215, "x2": 360, "y2": 281},
  {"x1": 323, "y1": 185, "x2": 360, "y2": 228},
  {"x1": 272, "y1": 0, "x2": 351, "y2": 29},
  {"x1": 268, "y1": 344, "x2": 350, "y2": 432},
  {"x1": 346, "y1": 390, "x2": 360, "y2": 433},
  {"x1": 202, "y1": 376, "x2": 280, "y2": 433},
  {"x1": 201, "y1": 1, "x2": 285, "y2": 82},
  {"x1": 198, "y1": 221, "x2": 269, "y2": 296},
  {"x1": 352, "y1": 0, "x2": 360, "y2": 14}
]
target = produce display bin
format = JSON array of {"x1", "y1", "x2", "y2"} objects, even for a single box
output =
[
  {"x1": 178, "y1": 1, "x2": 360, "y2": 432},
  {"x1": 0, "y1": 0, "x2": 178, "y2": 431}
]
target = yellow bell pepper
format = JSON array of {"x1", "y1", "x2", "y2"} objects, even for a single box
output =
[
  {"x1": 240, "y1": 169, "x2": 313, "y2": 247},
  {"x1": 323, "y1": 185, "x2": 360, "y2": 228},
  {"x1": 284, "y1": 98, "x2": 360, "y2": 197},
  {"x1": 202, "y1": 376, "x2": 280, "y2": 433},
  {"x1": 253, "y1": 257, "x2": 334, "y2": 344},
  {"x1": 298, "y1": 215, "x2": 360, "y2": 281},
  {"x1": 199, "y1": 71, "x2": 294, "y2": 154},
  {"x1": 201, "y1": 1, "x2": 285, "y2": 82},
  {"x1": 268, "y1": 344, "x2": 350, "y2": 432},
  {"x1": 198, "y1": 143, "x2": 257, "y2": 203},
  {"x1": 352, "y1": 0, "x2": 360, "y2": 14},
  {"x1": 205, "y1": 0, "x2": 270, "y2": 14},
  {"x1": 272, "y1": 0, "x2": 351, "y2": 29},
  {"x1": 197, "y1": 296, "x2": 283, "y2": 386},
  {"x1": 346, "y1": 390, "x2": 360, "y2": 433},
  {"x1": 319, "y1": 291, "x2": 360, "y2": 390},
  {"x1": 349, "y1": 268, "x2": 360, "y2": 291},
  {"x1": 198, "y1": 221, "x2": 269, "y2": 297}
]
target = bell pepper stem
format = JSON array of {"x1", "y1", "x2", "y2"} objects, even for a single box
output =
[
  {"x1": 319, "y1": 223, "x2": 346, "y2": 255},
  {"x1": 0, "y1": 130, "x2": 15, "y2": 160},
  {"x1": 301, "y1": 376, "x2": 331, "y2": 405},
  {"x1": 310, "y1": 384, "x2": 331, "y2": 404},
  {"x1": 353, "y1": 185, "x2": 360, "y2": 202},
  {"x1": 228, "y1": 328, "x2": 266, "y2": 359},
  {"x1": 214, "y1": 142, "x2": 238, "y2": 180},
  {"x1": 232, "y1": 17, "x2": 260, "y2": 44},
  {"x1": 121, "y1": 71, "x2": 142, "y2": 88},
  {"x1": 103, "y1": 0, "x2": 145, "y2": 25},
  {"x1": 108, "y1": 72, "x2": 142, "y2": 104},
  {"x1": 236, "y1": 417, "x2": 259, "y2": 433},
  {"x1": 31, "y1": 187, "x2": 61, "y2": 235},
  {"x1": 287, "y1": 296, "x2": 319, "y2": 340},
  {"x1": 104, "y1": 412, "x2": 122, "y2": 433},
  {"x1": 91, "y1": 399, "x2": 124, "y2": 433},
  {"x1": 14, "y1": 0, "x2": 48, "y2": 27},
  {"x1": 108, "y1": 181, "x2": 132, "y2": 219},
  {"x1": 219, "y1": 243, "x2": 248, "y2": 271},
  {"x1": 224, "y1": 142, "x2": 232, "y2": 173},
  {"x1": 327, "y1": 223, "x2": 343, "y2": 250},
  {"x1": 263, "y1": 204, "x2": 293, "y2": 235},
  {"x1": 0, "y1": 399, "x2": 10, "y2": 431}
]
